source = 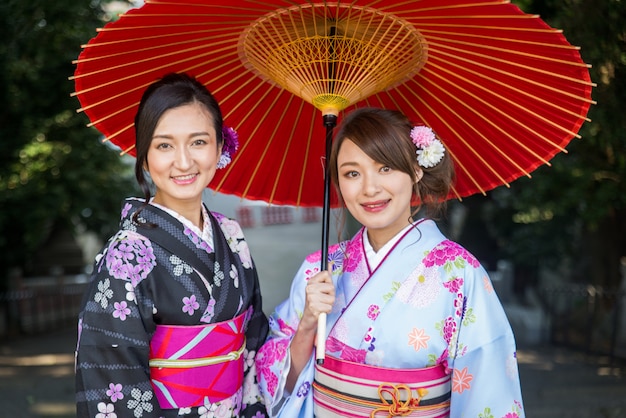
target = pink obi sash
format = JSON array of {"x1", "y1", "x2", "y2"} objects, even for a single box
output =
[
  {"x1": 149, "y1": 311, "x2": 248, "y2": 409},
  {"x1": 313, "y1": 355, "x2": 451, "y2": 417}
]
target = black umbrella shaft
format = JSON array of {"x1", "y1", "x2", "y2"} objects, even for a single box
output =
[{"x1": 321, "y1": 114, "x2": 337, "y2": 272}]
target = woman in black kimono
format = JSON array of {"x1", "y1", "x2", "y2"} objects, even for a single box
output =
[{"x1": 75, "y1": 73, "x2": 269, "y2": 417}]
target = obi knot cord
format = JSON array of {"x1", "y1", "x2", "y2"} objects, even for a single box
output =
[{"x1": 371, "y1": 384, "x2": 429, "y2": 417}]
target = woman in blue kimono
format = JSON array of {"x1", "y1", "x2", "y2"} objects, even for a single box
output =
[
  {"x1": 257, "y1": 107, "x2": 524, "y2": 417},
  {"x1": 75, "y1": 73, "x2": 269, "y2": 417}
]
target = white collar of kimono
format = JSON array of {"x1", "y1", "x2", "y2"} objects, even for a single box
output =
[
  {"x1": 363, "y1": 223, "x2": 414, "y2": 270},
  {"x1": 149, "y1": 199, "x2": 213, "y2": 244}
]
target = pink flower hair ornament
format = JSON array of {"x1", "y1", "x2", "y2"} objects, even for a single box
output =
[
  {"x1": 217, "y1": 125, "x2": 239, "y2": 169},
  {"x1": 410, "y1": 125, "x2": 445, "y2": 168}
]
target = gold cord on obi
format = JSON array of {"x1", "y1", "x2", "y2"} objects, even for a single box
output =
[
  {"x1": 371, "y1": 383, "x2": 429, "y2": 418},
  {"x1": 149, "y1": 339, "x2": 246, "y2": 369}
]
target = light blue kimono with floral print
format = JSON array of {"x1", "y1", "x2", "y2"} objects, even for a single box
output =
[{"x1": 256, "y1": 219, "x2": 524, "y2": 418}]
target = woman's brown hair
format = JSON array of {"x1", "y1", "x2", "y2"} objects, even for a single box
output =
[{"x1": 329, "y1": 107, "x2": 455, "y2": 224}]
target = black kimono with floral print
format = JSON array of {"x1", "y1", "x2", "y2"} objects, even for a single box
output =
[{"x1": 76, "y1": 199, "x2": 269, "y2": 417}]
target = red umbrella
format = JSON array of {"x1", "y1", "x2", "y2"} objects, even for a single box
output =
[
  {"x1": 71, "y1": 0, "x2": 593, "y2": 361},
  {"x1": 72, "y1": 0, "x2": 593, "y2": 206}
]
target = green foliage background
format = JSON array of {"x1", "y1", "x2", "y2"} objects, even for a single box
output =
[
  {"x1": 459, "y1": 0, "x2": 626, "y2": 289},
  {"x1": 0, "y1": 0, "x2": 138, "y2": 284}
]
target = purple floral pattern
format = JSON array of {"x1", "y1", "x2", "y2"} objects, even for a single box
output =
[{"x1": 105, "y1": 232, "x2": 156, "y2": 286}]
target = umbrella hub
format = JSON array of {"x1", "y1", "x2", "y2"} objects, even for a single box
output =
[{"x1": 238, "y1": 3, "x2": 428, "y2": 116}]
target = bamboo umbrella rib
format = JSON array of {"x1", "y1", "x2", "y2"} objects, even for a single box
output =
[
  {"x1": 99, "y1": 123, "x2": 133, "y2": 151},
  {"x1": 74, "y1": 31, "x2": 237, "y2": 62},
  {"x1": 430, "y1": 41, "x2": 594, "y2": 91},
  {"x1": 386, "y1": 85, "x2": 511, "y2": 191},
  {"x1": 86, "y1": 24, "x2": 244, "y2": 41},
  {"x1": 382, "y1": 87, "x2": 495, "y2": 196},
  {"x1": 402, "y1": 21, "x2": 561, "y2": 34},
  {"x1": 399, "y1": 11, "x2": 542, "y2": 22},
  {"x1": 242, "y1": 13, "x2": 323, "y2": 107},
  {"x1": 141, "y1": 0, "x2": 276, "y2": 13},
  {"x1": 72, "y1": 39, "x2": 236, "y2": 81},
  {"x1": 378, "y1": 91, "x2": 486, "y2": 200},
  {"x1": 419, "y1": 65, "x2": 563, "y2": 161},
  {"x1": 426, "y1": 35, "x2": 592, "y2": 70},
  {"x1": 429, "y1": 47, "x2": 595, "y2": 129},
  {"x1": 74, "y1": 52, "x2": 242, "y2": 112},
  {"x1": 209, "y1": 70, "x2": 268, "y2": 113},
  {"x1": 336, "y1": 6, "x2": 374, "y2": 96},
  {"x1": 408, "y1": 70, "x2": 539, "y2": 177},
  {"x1": 86, "y1": 102, "x2": 136, "y2": 128},
  {"x1": 260, "y1": 10, "x2": 323, "y2": 93},
  {"x1": 269, "y1": 97, "x2": 304, "y2": 203},
  {"x1": 118, "y1": 12, "x2": 265, "y2": 20},
  {"x1": 418, "y1": 28, "x2": 585, "y2": 51},
  {"x1": 239, "y1": 93, "x2": 288, "y2": 199},
  {"x1": 82, "y1": 52, "x2": 250, "y2": 128},
  {"x1": 121, "y1": 143, "x2": 136, "y2": 155},
  {"x1": 340, "y1": 16, "x2": 416, "y2": 100},
  {"x1": 412, "y1": 66, "x2": 562, "y2": 166},
  {"x1": 216, "y1": 83, "x2": 278, "y2": 189},
  {"x1": 73, "y1": 46, "x2": 239, "y2": 102},
  {"x1": 427, "y1": 50, "x2": 593, "y2": 124},
  {"x1": 312, "y1": 3, "x2": 332, "y2": 102},
  {"x1": 373, "y1": 87, "x2": 492, "y2": 195},
  {"x1": 296, "y1": 110, "x2": 318, "y2": 207},
  {"x1": 374, "y1": 0, "x2": 511, "y2": 14}
]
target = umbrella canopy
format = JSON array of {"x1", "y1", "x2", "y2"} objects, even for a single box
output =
[{"x1": 72, "y1": 0, "x2": 593, "y2": 207}]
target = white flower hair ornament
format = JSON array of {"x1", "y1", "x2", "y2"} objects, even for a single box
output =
[
  {"x1": 217, "y1": 126, "x2": 239, "y2": 169},
  {"x1": 410, "y1": 125, "x2": 446, "y2": 168}
]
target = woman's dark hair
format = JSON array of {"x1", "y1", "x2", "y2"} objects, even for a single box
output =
[
  {"x1": 132, "y1": 72, "x2": 223, "y2": 223},
  {"x1": 329, "y1": 107, "x2": 455, "y2": 224}
]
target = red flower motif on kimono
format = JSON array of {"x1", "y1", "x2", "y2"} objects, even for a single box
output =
[
  {"x1": 257, "y1": 338, "x2": 288, "y2": 371},
  {"x1": 453, "y1": 293, "x2": 465, "y2": 317},
  {"x1": 343, "y1": 235, "x2": 363, "y2": 273},
  {"x1": 256, "y1": 339, "x2": 289, "y2": 396},
  {"x1": 367, "y1": 304, "x2": 380, "y2": 320},
  {"x1": 339, "y1": 344, "x2": 367, "y2": 363},
  {"x1": 305, "y1": 267, "x2": 320, "y2": 279},
  {"x1": 423, "y1": 241, "x2": 480, "y2": 269},
  {"x1": 262, "y1": 369, "x2": 279, "y2": 397},
  {"x1": 452, "y1": 367, "x2": 473, "y2": 394},
  {"x1": 436, "y1": 349, "x2": 451, "y2": 374},
  {"x1": 442, "y1": 316, "x2": 457, "y2": 343},
  {"x1": 326, "y1": 336, "x2": 344, "y2": 353},
  {"x1": 443, "y1": 277, "x2": 464, "y2": 293},
  {"x1": 277, "y1": 318, "x2": 296, "y2": 337},
  {"x1": 305, "y1": 249, "x2": 322, "y2": 264}
]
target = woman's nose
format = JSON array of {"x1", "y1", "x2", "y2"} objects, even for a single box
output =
[
  {"x1": 174, "y1": 147, "x2": 193, "y2": 169},
  {"x1": 362, "y1": 173, "x2": 380, "y2": 195}
]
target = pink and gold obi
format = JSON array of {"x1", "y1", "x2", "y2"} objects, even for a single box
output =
[
  {"x1": 149, "y1": 310, "x2": 248, "y2": 409},
  {"x1": 314, "y1": 355, "x2": 452, "y2": 417}
]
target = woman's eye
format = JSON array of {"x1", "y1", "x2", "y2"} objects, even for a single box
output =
[
  {"x1": 155, "y1": 143, "x2": 171, "y2": 150},
  {"x1": 345, "y1": 171, "x2": 359, "y2": 178},
  {"x1": 192, "y1": 139, "x2": 207, "y2": 146},
  {"x1": 380, "y1": 166, "x2": 392, "y2": 173}
]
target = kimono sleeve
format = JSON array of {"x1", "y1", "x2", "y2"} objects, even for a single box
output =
[
  {"x1": 75, "y1": 231, "x2": 162, "y2": 418},
  {"x1": 256, "y1": 256, "x2": 318, "y2": 418},
  {"x1": 448, "y1": 260, "x2": 525, "y2": 417},
  {"x1": 240, "y1": 256, "x2": 271, "y2": 417}
]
